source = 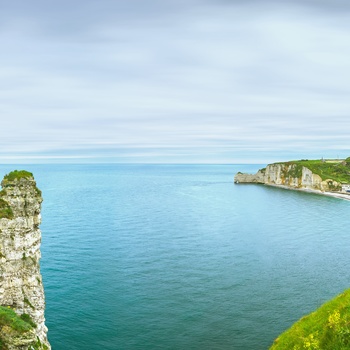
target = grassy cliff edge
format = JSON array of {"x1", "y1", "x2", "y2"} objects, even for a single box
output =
[
  {"x1": 273, "y1": 157, "x2": 350, "y2": 184},
  {"x1": 270, "y1": 288, "x2": 350, "y2": 350}
]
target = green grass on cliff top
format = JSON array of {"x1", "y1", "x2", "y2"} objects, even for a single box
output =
[
  {"x1": 2, "y1": 169, "x2": 41, "y2": 194},
  {"x1": 0, "y1": 170, "x2": 35, "y2": 219},
  {"x1": 3, "y1": 170, "x2": 33, "y2": 182},
  {"x1": 270, "y1": 288, "x2": 350, "y2": 350},
  {"x1": 274, "y1": 157, "x2": 350, "y2": 183}
]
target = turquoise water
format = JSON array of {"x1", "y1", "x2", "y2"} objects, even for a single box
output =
[{"x1": 1, "y1": 164, "x2": 349, "y2": 349}]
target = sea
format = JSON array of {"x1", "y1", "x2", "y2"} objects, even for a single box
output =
[{"x1": 0, "y1": 163, "x2": 349, "y2": 350}]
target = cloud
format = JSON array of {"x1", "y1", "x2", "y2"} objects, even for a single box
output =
[{"x1": 0, "y1": 0, "x2": 350, "y2": 163}]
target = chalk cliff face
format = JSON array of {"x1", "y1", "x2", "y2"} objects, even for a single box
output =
[
  {"x1": 234, "y1": 163, "x2": 342, "y2": 192},
  {"x1": 0, "y1": 172, "x2": 50, "y2": 349}
]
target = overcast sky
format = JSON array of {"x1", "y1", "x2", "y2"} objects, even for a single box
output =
[{"x1": 1, "y1": 0, "x2": 350, "y2": 164}]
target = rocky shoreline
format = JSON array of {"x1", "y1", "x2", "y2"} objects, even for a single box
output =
[{"x1": 264, "y1": 183, "x2": 350, "y2": 201}]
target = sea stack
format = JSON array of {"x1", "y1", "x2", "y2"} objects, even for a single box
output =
[{"x1": 0, "y1": 171, "x2": 50, "y2": 349}]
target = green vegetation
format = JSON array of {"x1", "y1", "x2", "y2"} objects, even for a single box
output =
[
  {"x1": 32, "y1": 337, "x2": 49, "y2": 350},
  {"x1": 3, "y1": 170, "x2": 33, "y2": 182},
  {"x1": 35, "y1": 187, "x2": 42, "y2": 197},
  {"x1": 20, "y1": 314, "x2": 36, "y2": 329},
  {"x1": 0, "y1": 199, "x2": 13, "y2": 220},
  {"x1": 281, "y1": 163, "x2": 303, "y2": 179},
  {"x1": 275, "y1": 158, "x2": 350, "y2": 184},
  {"x1": 24, "y1": 297, "x2": 34, "y2": 310},
  {"x1": 0, "y1": 308, "x2": 38, "y2": 349},
  {"x1": 270, "y1": 288, "x2": 350, "y2": 350},
  {"x1": 1, "y1": 169, "x2": 42, "y2": 198},
  {"x1": 0, "y1": 306, "x2": 34, "y2": 333}
]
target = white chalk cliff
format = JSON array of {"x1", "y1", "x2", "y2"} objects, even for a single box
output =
[
  {"x1": 0, "y1": 171, "x2": 50, "y2": 350},
  {"x1": 234, "y1": 163, "x2": 342, "y2": 192}
]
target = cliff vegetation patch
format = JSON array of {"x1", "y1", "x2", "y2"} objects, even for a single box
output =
[
  {"x1": 270, "y1": 288, "x2": 350, "y2": 349},
  {"x1": 3, "y1": 170, "x2": 33, "y2": 182},
  {"x1": 276, "y1": 159, "x2": 350, "y2": 184},
  {"x1": 1, "y1": 169, "x2": 42, "y2": 197},
  {"x1": 281, "y1": 164, "x2": 303, "y2": 179},
  {"x1": 0, "y1": 199, "x2": 13, "y2": 220},
  {"x1": 19, "y1": 314, "x2": 36, "y2": 329},
  {"x1": 0, "y1": 306, "x2": 34, "y2": 333},
  {"x1": 24, "y1": 297, "x2": 34, "y2": 310}
]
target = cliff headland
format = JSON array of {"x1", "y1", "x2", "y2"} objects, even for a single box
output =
[
  {"x1": 234, "y1": 158, "x2": 350, "y2": 200},
  {"x1": 0, "y1": 170, "x2": 50, "y2": 350}
]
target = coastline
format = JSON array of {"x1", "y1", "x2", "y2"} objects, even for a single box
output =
[{"x1": 265, "y1": 183, "x2": 350, "y2": 201}]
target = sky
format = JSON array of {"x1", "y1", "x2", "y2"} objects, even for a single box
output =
[{"x1": 1, "y1": 0, "x2": 350, "y2": 164}]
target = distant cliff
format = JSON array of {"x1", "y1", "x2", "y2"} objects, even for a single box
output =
[
  {"x1": 0, "y1": 171, "x2": 50, "y2": 350},
  {"x1": 235, "y1": 158, "x2": 350, "y2": 193}
]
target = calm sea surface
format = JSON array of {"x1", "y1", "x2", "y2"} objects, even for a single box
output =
[{"x1": 1, "y1": 164, "x2": 349, "y2": 350}]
